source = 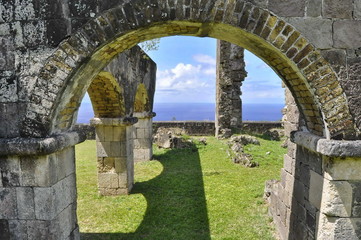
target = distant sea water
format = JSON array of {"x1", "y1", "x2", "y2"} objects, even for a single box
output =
[{"x1": 77, "y1": 102, "x2": 284, "y2": 123}]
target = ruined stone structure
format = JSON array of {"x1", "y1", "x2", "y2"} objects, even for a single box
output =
[
  {"x1": 216, "y1": 40, "x2": 247, "y2": 137},
  {"x1": 1, "y1": 0, "x2": 361, "y2": 239},
  {"x1": 88, "y1": 47, "x2": 156, "y2": 195}
]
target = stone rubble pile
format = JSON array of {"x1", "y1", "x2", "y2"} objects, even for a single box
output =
[
  {"x1": 153, "y1": 127, "x2": 194, "y2": 149},
  {"x1": 227, "y1": 135, "x2": 260, "y2": 168}
]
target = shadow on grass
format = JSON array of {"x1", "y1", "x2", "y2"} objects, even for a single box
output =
[{"x1": 81, "y1": 144, "x2": 211, "y2": 240}]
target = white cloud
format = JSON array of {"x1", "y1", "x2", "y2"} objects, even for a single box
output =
[
  {"x1": 203, "y1": 67, "x2": 216, "y2": 75},
  {"x1": 155, "y1": 61, "x2": 216, "y2": 102},
  {"x1": 193, "y1": 54, "x2": 216, "y2": 66}
]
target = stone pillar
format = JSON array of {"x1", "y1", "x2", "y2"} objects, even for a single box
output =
[
  {"x1": 291, "y1": 132, "x2": 361, "y2": 240},
  {"x1": 91, "y1": 117, "x2": 137, "y2": 196},
  {"x1": 133, "y1": 112, "x2": 155, "y2": 163},
  {"x1": 0, "y1": 132, "x2": 85, "y2": 240},
  {"x1": 215, "y1": 40, "x2": 247, "y2": 138}
]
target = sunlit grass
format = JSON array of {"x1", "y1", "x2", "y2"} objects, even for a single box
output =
[{"x1": 76, "y1": 136, "x2": 285, "y2": 239}]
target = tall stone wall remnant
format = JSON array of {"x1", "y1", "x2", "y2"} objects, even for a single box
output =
[
  {"x1": 216, "y1": 40, "x2": 247, "y2": 138},
  {"x1": 0, "y1": 0, "x2": 361, "y2": 239}
]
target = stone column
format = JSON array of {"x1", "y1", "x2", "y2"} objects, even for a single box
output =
[
  {"x1": 133, "y1": 112, "x2": 155, "y2": 163},
  {"x1": 291, "y1": 132, "x2": 361, "y2": 240},
  {"x1": 215, "y1": 40, "x2": 247, "y2": 138},
  {"x1": 0, "y1": 132, "x2": 85, "y2": 240},
  {"x1": 91, "y1": 117, "x2": 137, "y2": 196}
]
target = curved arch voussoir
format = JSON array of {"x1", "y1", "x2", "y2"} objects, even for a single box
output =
[{"x1": 24, "y1": 0, "x2": 356, "y2": 139}]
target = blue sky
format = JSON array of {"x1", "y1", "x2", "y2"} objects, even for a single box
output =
[
  {"x1": 146, "y1": 36, "x2": 285, "y2": 104},
  {"x1": 82, "y1": 36, "x2": 285, "y2": 104}
]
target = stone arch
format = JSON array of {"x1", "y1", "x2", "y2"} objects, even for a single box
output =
[
  {"x1": 134, "y1": 83, "x2": 150, "y2": 113},
  {"x1": 87, "y1": 71, "x2": 126, "y2": 118},
  {"x1": 23, "y1": 0, "x2": 356, "y2": 140}
]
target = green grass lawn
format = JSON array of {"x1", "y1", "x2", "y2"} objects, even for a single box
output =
[{"x1": 76, "y1": 136, "x2": 285, "y2": 240}]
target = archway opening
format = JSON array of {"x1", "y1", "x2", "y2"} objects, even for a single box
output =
[{"x1": 73, "y1": 34, "x2": 292, "y2": 238}]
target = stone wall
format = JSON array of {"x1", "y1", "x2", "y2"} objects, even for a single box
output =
[
  {"x1": 76, "y1": 121, "x2": 283, "y2": 138},
  {"x1": 266, "y1": 87, "x2": 304, "y2": 239},
  {"x1": 241, "y1": 121, "x2": 283, "y2": 135},
  {"x1": 215, "y1": 40, "x2": 247, "y2": 137}
]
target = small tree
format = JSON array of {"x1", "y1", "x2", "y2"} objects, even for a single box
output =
[{"x1": 138, "y1": 39, "x2": 160, "y2": 52}]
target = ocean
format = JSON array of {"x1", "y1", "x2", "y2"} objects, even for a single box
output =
[{"x1": 77, "y1": 102, "x2": 284, "y2": 123}]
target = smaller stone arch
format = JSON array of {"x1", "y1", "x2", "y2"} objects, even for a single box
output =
[{"x1": 88, "y1": 71, "x2": 126, "y2": 118}]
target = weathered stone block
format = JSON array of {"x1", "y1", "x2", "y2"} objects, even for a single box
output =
[
  {"x1": 293, "y1": 179, "x2": 306, "y2": 204},
  {"x1": 286, "y1": 18, "x2": 332, "y2": 49},
  {"x1": 56, "y1": 147, "x2": 76, "y2": 179},
  {"x1": 16, "y1": 187, "x2": 35, "y2": 219},
  {"x1": 350, "y1": 181, "x2": 361, "y2": 217},
  {"x1": 54, "y1": 174, "x2": 76, "y2": 216},
  {"x1": 306, "y1": 0, "x2": 322, "y2": 17},
  {"x1": 9, "y1": 220, "x2": 27, "y2": 239},
  {"x1": 0, "y1": 75, "x2": 17, "y2": 102},
  {"x1": 0, "y1": 188, "x2": 17, "y2": 219},
  {"x1": 283, "y1": 154, "x2": 295, "y2": 175},
  {"x1": 23, "y1": 20, "x2": 46, "y2": 48},
  {"x1": 27, "y1": 220, "x2": 50, "y2": 239},
  {"x1": 323, "y1": 0, "x2": 353, "y2": 19},
  {"x1": 136, "y1": 128, "x2": 146, "y2": 139},
  {"x1": 0, "y1": 220, "x2": 10, "y2": 240},
  {"x1": 0, "y1": 156, "x2": 20, "y2": 187},
  {"x1": 20, "y1": 155, "x2": 57, "y2": 187},
  {"x1": 34, "y1": 187, "x2": 56, "y2": 220},
  {"x1": 96, "y1": 141, "x2": 111, "y2": 157},
  {"x1": 113, "y1": 126, "x2": 126, "y2": 141},
  {"x1": 321, "y1": 49, "x2": 346, "y2": 67},
  {"x1": 268, "y1": 0, "x2": 305, "y2": 17},
  {"x1": 103, "y1": 126, "x2": 114, "y2": 141},
  {"x1": 95, "y1": 125, "x2": 105, "y2": 141},
  {"x1": 46, "y1": 19, "x2": 69, "y2": 47},
  {"x1": 321, "y1": 179, "x2": 352, "y2": 217},
  {"x1": 317, "y1": 214, "x2": 361, "y2": 239},
  {"x1": 110, "y1": 141, "x2": 122, "y2": 157},
  {"x1": 324, "y1": 157, "x2": 361, "y2": 180},
  {"x1": 114, "y1": 157, "x2": 127, "y2": 173},
  {"x1": 69, "y1": 0, "x2": 98, "y2": 18},
  {"x1": 309, "y1": 170, "x2": 323, "y2": 210},
  {"x1": 50, "y1": 204, "x2": 77, "y2": 240},
  {"x1": 355, "y1": 1, "x2": 361, "y2": 19},
  {"x1": 98, "y1": 173, "x2": 119, "y2": 189},
  {"x1": 333, "y1": 20, "x2": 361, "y2": 49}
]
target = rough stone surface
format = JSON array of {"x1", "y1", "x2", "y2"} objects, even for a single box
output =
[
  {"x1": 286, "y1": 18, "x2": 333, "y2": 49},
  {"x1": 230, "y1": 135, "x2": 260, "y2": 146},
  {"x1": 268, "y1": 0, "x2": 306, "y2": 17},
  {"x1": 215, "y1": 40, "x2": 246, "y2": 138},
  {"x1": 307, "y1": 0, "x2": 322, "y2": 17},
  {"x1": 321, "y1": 180, "x2": 353, "y2": 217},
  {"x1": 93, "y1": 119, "x2": 135, "y2": 196},
  {"x1": 323, "y1": 0, "x2": 353, "y2": 19},
  {"x1": 228, "y1": 135, "x2": 259, "y2": 167},
  {"x1": 333, "y1": 21, "x2": 361, "y2": 49},
  {"x1": 153, "y1": 127, "x2": 194, "y2": 149}
]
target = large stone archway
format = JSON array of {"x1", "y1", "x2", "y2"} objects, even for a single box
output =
[
  {"x1": 1, "y1": 1, "x2": 361, "y2": 239},
  {"x1": 22, "y1": 2, "x2": 357, "y2": 139}
]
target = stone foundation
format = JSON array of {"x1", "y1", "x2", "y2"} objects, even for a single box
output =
[
  {"x1": 133, "y1": 113, "x2": 154, "y2": 162},
  {"x1": 91, "y1": 118, "x2": 136, "y2": 196},
  {"x1": 0, "y1": 132, "x2": 85, "y2": 239}
]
